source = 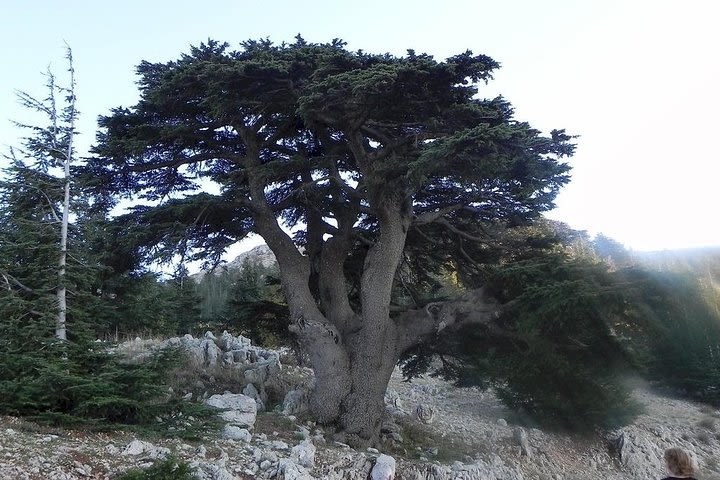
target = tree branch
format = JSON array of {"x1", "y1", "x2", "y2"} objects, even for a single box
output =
[
  {"x1": 0, "y1": 270, "x2": 34, "y2": 293},
  {"x1": 413, "y1": 203, "x2": 468, "y2": 226},
  {"x1": 128, "y1": 152, "x2": 245, "y2": 172},
  {"x1": 437, "y1": 218, "x2": 499, "y2": 246},
  {"x1": 395, "y1": 287, "x2": 507, "y2": 353}
]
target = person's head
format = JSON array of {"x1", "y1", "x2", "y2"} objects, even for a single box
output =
[{"x1": 664, "y1": 447, "x2": 695, "y2": 477}]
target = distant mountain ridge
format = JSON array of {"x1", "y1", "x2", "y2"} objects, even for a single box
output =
[{"x1": 191, "y1": 244, "x2": 276, "y2": 282}]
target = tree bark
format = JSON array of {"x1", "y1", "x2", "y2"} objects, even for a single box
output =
[{"x1": 55, "y1": 48, "x2": 75, "y2": 341}]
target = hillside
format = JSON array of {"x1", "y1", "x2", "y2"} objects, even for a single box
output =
[{"x1": 1, "y1": 333, "x2": 719, "y2": 479}]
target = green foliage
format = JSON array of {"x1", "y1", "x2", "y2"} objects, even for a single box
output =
[
  {"x1": 88, "y1": 37, "x2": 574, "y2": 312},
  {"x1": 192, "y1": 256, "x2": 290, "y2": 345},
  {"x1": 114, "y1": 457, "x2": 195, "y2": 480},
  {"x1": 469, "y1": 253, "x2": 638, "y2": 431},
  {"x1": 224, "y1": 258, "x2": 290, "y2": 347},
  {"x1": 401, "y1": 251, "x2": 640, "y2": 431},
  {"x1": 619, "y1": 264, "x2": 720, "y2": 405},
  {"x1": 0, "y1": 65, "x2": 208, "y2": 432},
  {"x1": 403, "y1": 228, "x2": 720, "y2": 430}
]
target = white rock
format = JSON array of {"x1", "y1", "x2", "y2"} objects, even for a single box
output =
[
  {"x1": 204, "y1": 393, "x2": 257, "y2": 413},
  {"x1": 272, "y1": 440, "x2": 290, "y2": 450},
  {"x1": 283, "y1": 389, "x2": 309, "y2": 415},
  {"x1": 278, "y1": 458, "x2": 312, "y2": 480},
  {"x1": 222, "y1": 425, "x2": 252, "y2": 442},
  {"x1": 121, "y1": 439, "x2": 170, "y2": 459},
  {"x1": 219, "y1": 410, "x2": 257, "y2": 428},
  {"x1": 291, "y1": 439, "x2": 316, "y2": 468},
  {"x1": 201, "y1": 338, "x2": 221, "y2": 366},
  {"x1": 222, "y1": 351, "x2": 234, "y2": 365},
  {"x1": 371, "y1": 454, "x2": 396, "y2": 480},
  {"x1": 513, "y1": 427, "x2": 533, "y2": 457},
  {"x1": 243, "y1": 382, "x2": 266, "y2": 411},
  {"x1": 205, "y1": 393, "x2": 257, "y2": 428}
]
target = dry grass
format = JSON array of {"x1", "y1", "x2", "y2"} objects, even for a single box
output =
[
  {"x1": 384, "y1": 416, "x2": 490, "y2": 463},
  {"x1": 253, "y1": 412, "x2": 298, "y2": 441}
]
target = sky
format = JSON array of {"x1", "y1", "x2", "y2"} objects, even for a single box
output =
[{"x1": 1, "y1": 0, "x2": 718, "y2": 254}]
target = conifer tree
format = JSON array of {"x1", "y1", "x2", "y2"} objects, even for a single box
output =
[
  {"x1": 2, "y1": 46, "x2": 78, "y2": 340},
  {"x1": 91, "y1": 38, "x2": 574, "y2": 444}
]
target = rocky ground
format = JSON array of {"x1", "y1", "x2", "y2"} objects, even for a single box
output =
[{"x1": 1, "y1": 333, "x2": 719, "y2": 479}]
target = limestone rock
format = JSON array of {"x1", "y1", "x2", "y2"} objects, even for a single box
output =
[
  {"x1": 222, "y1": 425, "x2": 252, "y2": 442},
  {"x1": 385, "y1": 389, "x2": 403, "y2": 410},
  {"x1": 243, "y1": 382, "x2": 266, "y2": 411},
  {"x1": 205, "y1": 392, "x2": 257, "y2": 428},
  {"x1": 278, "y1": 458, "x2": 312, "y2": 480},
  {"x1": 200, "y1": 338, "x2": 220, "y2": 367},
  {"x1": 371, "y1": 454, "x2": 396, "y2": 480},
  {"x1": 219, "y1": 410, "x2": 256, "y2": 428},
  {"x1": 514, "y1": 427, "x2": 533, "y2": 457},
  {"x1": 205, "y1": 392, "x2": 257, "y2": 412},
  {"x1": 283, "y1": 389, "x2": 309, "y2": 416},
  {"x1": 121, "y1": 439, "x2": 170, "y2": 459},
  {"x1": 290, "y1": 439, "x2": 316, "y2": 468}
]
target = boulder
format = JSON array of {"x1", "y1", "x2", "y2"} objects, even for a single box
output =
[
  {"x1": 385, "y1": 389, "x2": 403, "y2": 410},
  {"x1": 609, "y1": 430, "x2": 665, "y2": 479},
  {"x1": 222, "y1": 425, "x2": 252, "y2": 442},
  {"x1": 121, "y1": 439, "x2": 170, "y2": 459},
  {"x1": 278, "y1": 459, "x2": 312, "y2": 480},
  {"x1": 244, "y1": 356, "x2": 282, "y2": 385},
  {"x1": 283, "y1": 389, "x2": 309, "y2": 416},
  {"x1": 219, "y1": 410, "x2": 256, "y2": 428},
  {"x1": 200, "y1": 338, "x2": 220, "y2": 367},
  {"x1": 205, "y1": 392, "x2": 257, "y2": 411},
  {"x1": 222, "y1": 351, "x2": 234, "y2": 366},
  {"x1": 371, "y1": 454, "x2": 396, "y2": 480},
  {"x1": 513, "y1": 427, "x2": 533, "y2": 457},
  {"x1": 243, "y1": 382, "x2": 266, "y2": 411},
  {"x1": 290, "y1": 439, "x2": 316, "y2": 468},
  {"x1": 218, "y1": 331, "x2": 235, "y2": 351},
  {"x1": 205, "y1": 393, "x2": 257, "y2": 428}
]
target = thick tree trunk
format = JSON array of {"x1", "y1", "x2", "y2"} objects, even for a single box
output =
[
  {"x1": 339, "y1": 336, "x2": 399, "y2": 445},
  {"x1": 305, "y1": 321, "x2": 400, "y2": 447},
  {"x1": 305, "y1": 288, "x2": 503, "y2": 446}
]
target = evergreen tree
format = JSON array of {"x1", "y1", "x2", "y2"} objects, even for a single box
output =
[
  {"x1": 224, "y1": 258, "x2": 291, "y2": 347},
  {"x1": 0, "y1": 51, "x2": 200, "y2": 430},
  {"x1": 90, "y1": 38, "x2": 574, "y2": 444}
]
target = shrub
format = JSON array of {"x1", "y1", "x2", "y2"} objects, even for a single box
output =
[{"x1": 115, "y1": 457, "x2": 195, "y2": 480}]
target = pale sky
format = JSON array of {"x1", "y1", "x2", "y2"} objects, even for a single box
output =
[{"x1": 1, "y1": 0, "x2": 718, "y2": 253}]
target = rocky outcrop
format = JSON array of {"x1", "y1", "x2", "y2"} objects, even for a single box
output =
[{"x1": 10, "y1": 333, "x2": 719, "y2": 480}]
